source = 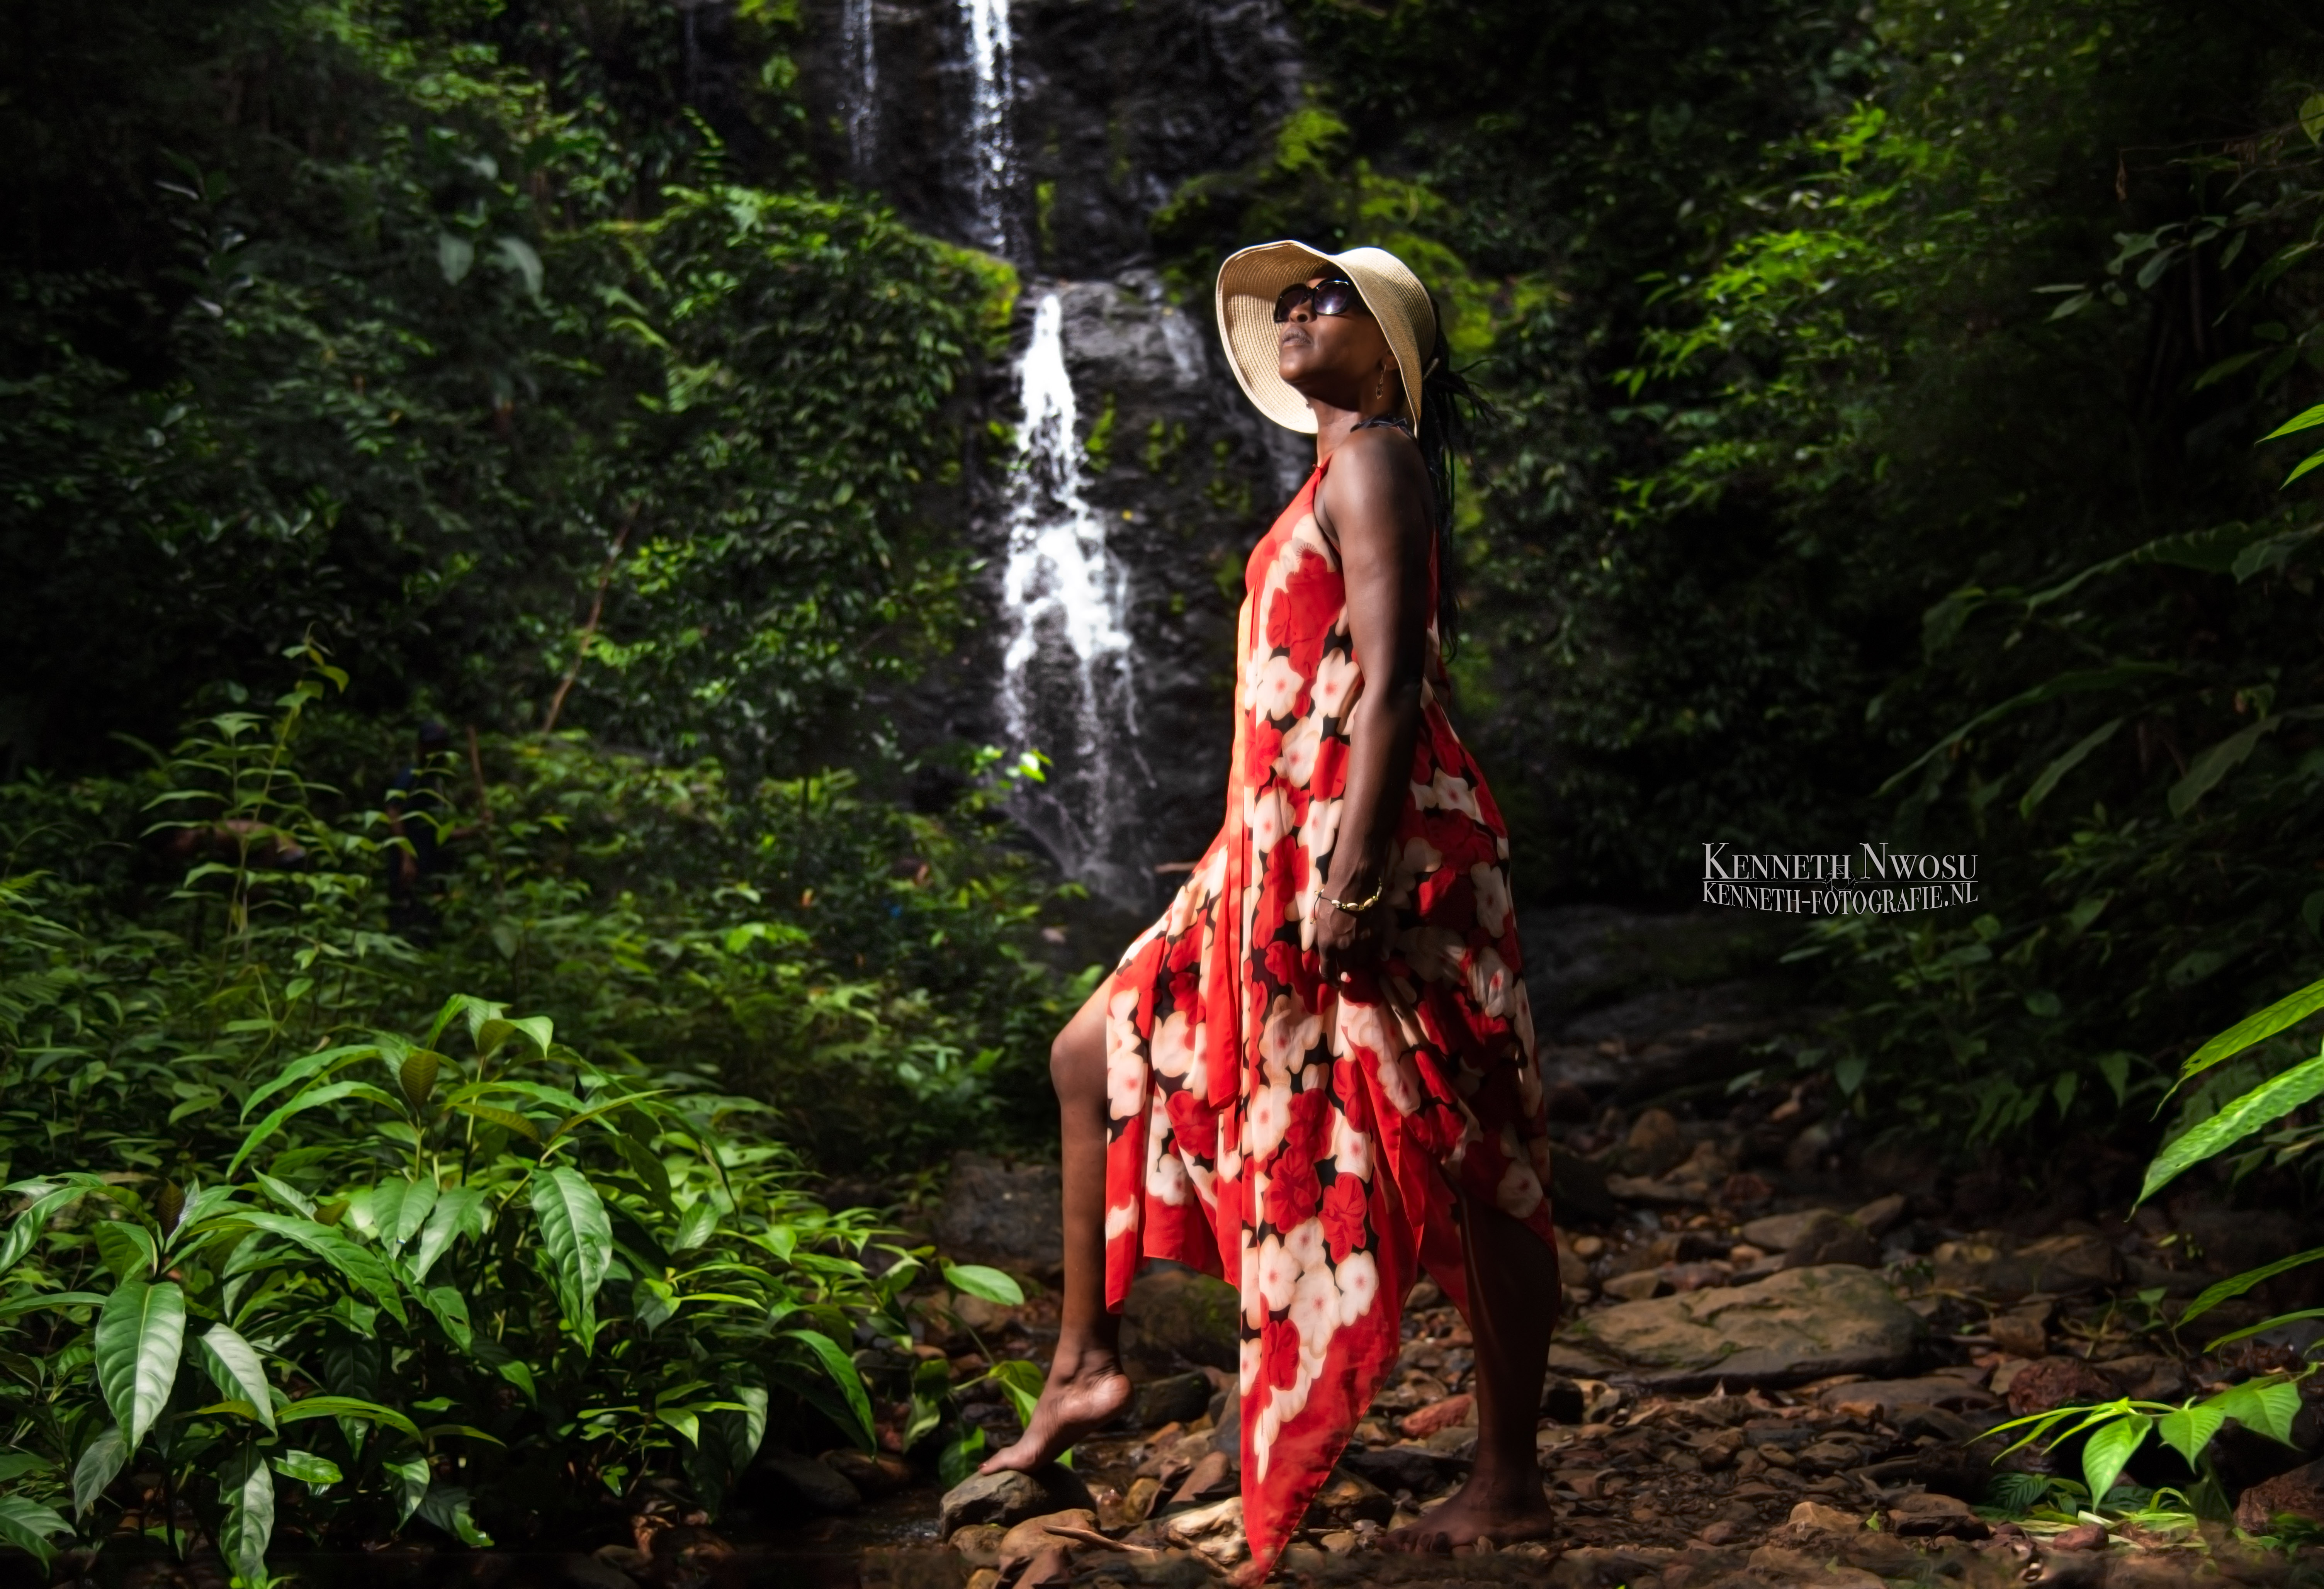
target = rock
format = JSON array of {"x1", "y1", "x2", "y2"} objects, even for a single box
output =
[
  {"x1": 1171, "y1": 1449, "x2": 1235, "y2": 1504},
  {"x1": 1210, "y1": 1389, "x2": 1240, "y2": 1455},
  {"x1": 1896, "y1": 1404, "x2": 1981, "y2": 1443},
  {"x1": 2235, "y1": 1458, "x2": 2324, "y2": 1533},
  {"x1": 1932, "y1": 1233, "x2": 2119, "y2": 1300},
  {"x1": 1887, "y1": 1491, "x2": 1989, "y2": 1539},
  {"x1": 938, "y1": 1465, "x2": 1095, "y2": 1535},
  {"x1": 1719, "y1": 1173, "x2": 1776, "y2": 1211},
  {"x1": 1120, "y1": 1266, "x2": 1238, "y2": 1372},
  {"x1": 1558, "y1": 1244, "x2": 1593, "y2": 1289},
  {"x1": 1616, "y1": 1108, "x2": 1689, "y2": 1178},
  {"x1": 1102, "y1": 1477, "x2": 1161, "y2": 1530},
  {"x1": 1988, "y1": 1308, "x2": 2050, "y2": 1358},
  {"x1": 1775, "y1": 1210, "x2": 1880, "y2": 1270},
  {"x1": 934, "y1": 1153, "x2": 1061, "y2": 1277},
  {"x1": 1302, "y1": 1467, "x2": 1393, "y2": 1528},
  {"x1": 1602, "y1": 1270, "x2": 1666, "y2": 1302},
  {"x1": 997, "y1": 1509, "x2": 1097, "y2": 1577},
  {"x1": 1550, "y1": 1148, "x2": 1619, "y2": 1225},
  {"x1": 1559, "y1": 1264, "x2": 1923, "y2": 1389},
  {"x1": 822, "y1": 1448, "x2": 913, "y2": 1497},
  {"x1": 1131, "y1": 1371, "x2": 1211, "y2": 1428},
  {"x1": 1340, "y1": 1445, "x2": 1454, "y2": 1495},
  {"x1": 2049, "y1": 1522, "x2": 2109, "y2": 1552},
  {"x1": 1852, "y1": 1194, "x2": 1907, "y2": 1237},
  {"x1": 1741, "y1": 1209, "x2": 1843, "y2": 1251},
  {"x1": 948, "y1": 1523, "x2": 1006, "y2": 1565},
  {"x1": 1783, "y1": 1500, "x2": 1863, "y2": 1536},
  {"x1": 1541, "y1": 1373, "x2": 1587, "y2": 1424},
  {"x1": 759, "y1": 1448, "x2": 861, "y2": 1513},
  {"x1": 562, "y1": 1556, "x2": 641, "y2": 1589},
  {"x1": 1399, "y1": 1393, "x2": 1474, "y2": 1439},
  {"x1": 2005, "y1": 1357, "x2": 2124, "y2": 1418},
  {"x1": 1815, "y1": 1377, "x2": 1998, "y2": 1418},
  {"x1": 1164, "y1": 1494, "x2": 1247, "y2": 1567}
]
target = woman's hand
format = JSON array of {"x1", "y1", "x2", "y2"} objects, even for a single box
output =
[{"x1": 1315, "y1": 892, "x2": 1393, "y2": 986}]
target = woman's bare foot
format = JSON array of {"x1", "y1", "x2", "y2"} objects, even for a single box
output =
[
  {"x1": 979, "y1": 1346, "x2": 1134, "y2": 1474},
  {"x1": 1382, "y1": 1472, "x2": 1558, "y2": 1554}
]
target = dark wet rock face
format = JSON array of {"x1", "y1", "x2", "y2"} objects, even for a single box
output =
[
  {"x1": 1121, "y1": 1265, "x2": 1240, "y2": 1373},
  {"x1": 795, "y1": 0, "x2": 1301, "y2": 279},
  {"x1": 934, "y1": 1152, "x2": 1063, "y2": 1278}
]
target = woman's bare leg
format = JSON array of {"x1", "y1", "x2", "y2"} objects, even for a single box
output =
[
  {"x1": 980, "y1": 983, "x2": 1134, "y2": 1473},
  {"x1": 1386, "y1": 1194, "x2": 1559, "y2": 1551}
]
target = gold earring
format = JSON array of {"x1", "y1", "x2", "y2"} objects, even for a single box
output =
[{"x1": 1375, "y1": 370, "x2": 1386, "y2": 401}]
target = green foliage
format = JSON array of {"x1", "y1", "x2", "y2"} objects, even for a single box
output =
[{"x1": 0, "y1": 652, "x2": 1072, "y2": 1567}]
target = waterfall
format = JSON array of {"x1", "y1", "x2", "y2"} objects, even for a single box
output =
[
  {"x1": 998, "y1": 292, "x2": 1145, "y2": 901},
  {"x1": 958, "y1": 0, "x2": 1015, "y2": 255},
  {"x1": 840, "y1": 0, "x2": 877, "y2": 175}
]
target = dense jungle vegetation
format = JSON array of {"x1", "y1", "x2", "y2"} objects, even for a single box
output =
[{"x1": 3, "y1": 0, "x2": 2323, "y2": 1571}]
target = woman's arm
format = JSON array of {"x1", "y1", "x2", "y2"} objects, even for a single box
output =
[{"x1": 1310, "y1": 427, "x2": 1434, "y2": 984}]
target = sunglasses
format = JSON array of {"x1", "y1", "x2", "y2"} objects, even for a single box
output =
[{"x1": 1272, "y1": 276, "x2": 1373, "y2": 323}]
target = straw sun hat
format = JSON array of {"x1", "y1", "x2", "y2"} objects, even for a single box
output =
[{"x1": 1215, "y1": 240, "x2": 1438, "y2": 435}]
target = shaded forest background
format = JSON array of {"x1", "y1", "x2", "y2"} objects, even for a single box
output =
[
  {"x1": 5, "y1": 0, "x2": 2324, "y2": 1565},
  {"x1": 6, "y1": 0, "x2": 2324, "y2": 1189}
]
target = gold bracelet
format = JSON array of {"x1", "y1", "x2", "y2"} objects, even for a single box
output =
[{"x1": 1320, "y1": 879, "x2": 1384, "y2": 915}]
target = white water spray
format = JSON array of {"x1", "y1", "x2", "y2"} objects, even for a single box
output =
[
  {"x1": 958, "y1": 0, "x2": 1015, "y2": 254},
  {"x1": 998, "y1": 293, "x2": 1143, "y2": 898}
]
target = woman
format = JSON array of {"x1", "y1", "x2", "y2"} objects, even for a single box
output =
[{"x1": 982, "y1": 241, "x2": 1560, "y2": 1576}]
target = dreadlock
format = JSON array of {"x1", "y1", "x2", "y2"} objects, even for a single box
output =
[{"x1": 1413, "y1": 330, "x2": 1492, "y2": 654}]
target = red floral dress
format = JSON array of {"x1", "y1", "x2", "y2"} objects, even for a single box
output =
[{"x1": 1101, "y1": 453, "x2": 1556, "y2": 1575}]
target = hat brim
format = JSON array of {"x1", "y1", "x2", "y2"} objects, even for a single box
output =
[{"x1": 1215, "y1": 241, "x2": 1435, "y2": 436}]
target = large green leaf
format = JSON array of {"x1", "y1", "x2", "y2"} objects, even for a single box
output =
[
  {"x1": 228, "y1": 1079, "x2": 403, "y2": 1177},
  {"x1": 2178, "y1": 1247, "x2": 2324, "y2": 1326},
  {"x1": 217, "y1": 1444, "x2": 275, "y2": 1583},
  {"x1": 2172, "y1": 976, "x2": 2324, "y2": 1089},
  {"x1": 94, "y1": 1278, "x2": 185, "y2": 1450},
  {"x1": 530, "y1": 1166, "x2": 612, "y2": 1353},
  {"x1": 92, "y1": 1220, "x2": 156, "y2": 1282},
  {"x1": 0, "y1": 1183, "x2": 91, "y2": 1276},
  {"x1": 2141, "y1": 1050, "x2": 2324, "y2": 1204},
  {"x1": 199, "y1": 1322, "x2": 276, "y2": 1432},
  {"x1": 2018, "y1": 718, "x2": 2122, "y2": 821},
  {"x1": 409, "y1": 1185, "x2": 485, "y2": 1283},
  {"x1": 779, "y1": 1328, "x2": 876, "y2": 1452},
  {"x1": 2155, "y1": 1402, "x2": 2229, "y2": 1467},
  {"x1": 239, "y1": 1044, "x2": 378, "y2": 1121},
  {"x1": 2081, "y1": 1414, "x2": 2150, "y2": 1506},
  {"x1": 385, "y1": 1455, "x2": 432, "y2": 1528},
  {"x1": 2214, "y1": 1377, "x2": 2302, "y2": 1446},
  {"x1": 277, "y1": 1396, "x2": 423, "y2": 1440},
  {"x1": 941, "y1": 1263, "x2": 1025, "y2": 1306},
  {"x1": 0, "y1": 1497, "x2": 71, "y2": 1569},
  {"x1": 71, "y1": 1425, "x2": 127, "y2": 1516},
  {"x1": 231, "y1": 1210, "x2": 408, "y2": 1323}
]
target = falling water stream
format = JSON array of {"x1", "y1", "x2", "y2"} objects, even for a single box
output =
[
  {"x1": 839, "y1": 0, "x2": 877, "y2": 174},
  {"x1": 953, "y1": 0, "x2": 1148, "y2": 902},
  {"x1": 997, "y1": 294, "x2": 1143, "y2": 901}
]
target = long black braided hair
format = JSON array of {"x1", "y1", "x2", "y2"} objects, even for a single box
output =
[{"x1": 1357, "y1": 302, "x2": 1491, "y2": 655}]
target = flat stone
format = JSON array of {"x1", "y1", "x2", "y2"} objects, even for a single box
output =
[
  {"x1": 1930, "y1": 1232, "x2": 2118, "y2": 1300},
  {"x1": 759, "y1": 1448, "x2": 861, "y2": 1513},
  {"x1": 1888, "y1": 1491, "x2": 1988, "y2": 1539},
  {"x1": 1815, "y1": 1377, "x2": 1999, "y2": 1416},
  {"x1": 1131, "y1": 1370, "x2": 1211, "y2": 1428},
  {"x1": 1852, "y1": 1194, "x2": 1907, "y2": 1237},
  {"x1": 997, "y1": 1509, "x2": 1097, "y2": 1576},
  {"x1": 1301, "y1": 1466, "x2": 1393, "y2": 1528},
  {"x1": 1558, "y1": 1264, "x2": 1923, "y2": 1389},
  {"x1": 934, "y1": 1152, "x2": 1061, "y2": 1277},
  {"x1": 1339, "y1": 1445, "x2": 1454, "y2": 1494},
  {"x1": 1775, "y1": 1211, "x2": 1880, "y2": 1270},
  {"x1": 1741, "y1": 1208, "x2": 1845, "y2": 1252},
  {"x1": 1120, "y1": 1266, "x2": 1238, "y2": 1372},
  {"x1": 938, "y1": 1465, "x2": 1095, "y2": 1535}
]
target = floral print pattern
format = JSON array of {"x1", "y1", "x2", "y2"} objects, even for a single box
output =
[{"x1": 1102, "y1": 458, "x2": 1555, "y2": 1575}]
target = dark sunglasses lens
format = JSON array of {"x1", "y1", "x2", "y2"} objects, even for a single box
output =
[{"x1": 1272, "y1": 277, "x2": 1368, "y2": 321}]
